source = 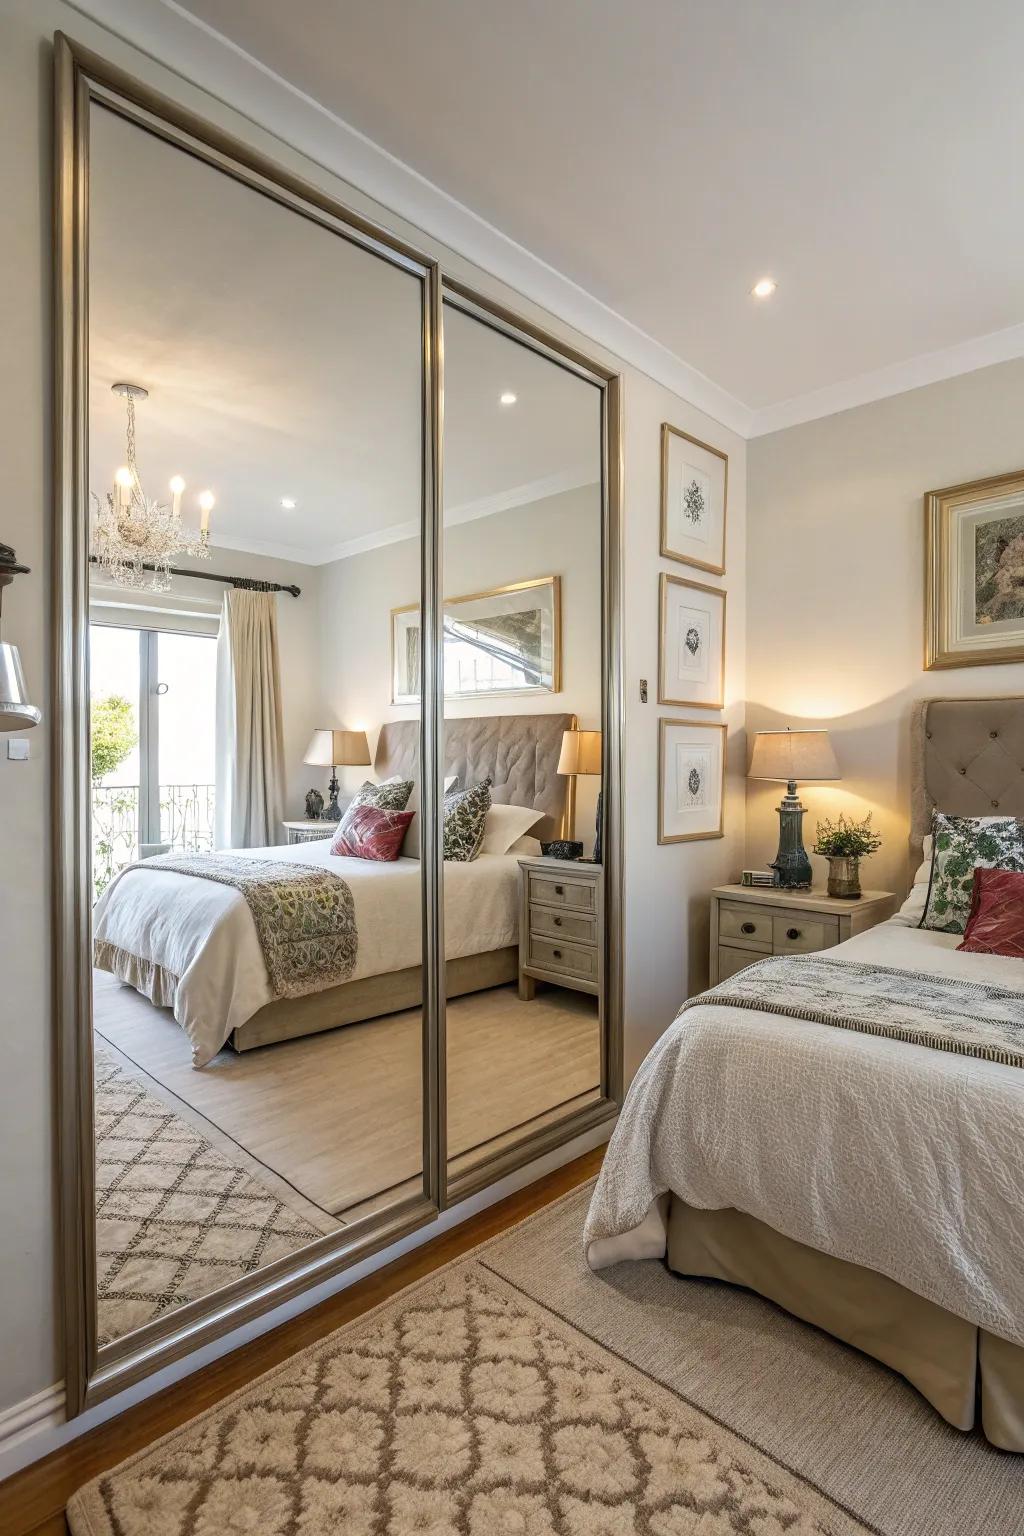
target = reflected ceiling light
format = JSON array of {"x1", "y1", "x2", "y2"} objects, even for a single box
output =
[
  {"x1": 499, "y1": 391, "x2": 517, "y2": 405},
  {"x1": 281, "y1": 497, "x2": 297, "y2": 510},
  {"x1": 90, "y1": 383, "x2": 211, "y2": 592},
  {"x1": 751, "y1": 276, "x2": 777, "y2": 299}
]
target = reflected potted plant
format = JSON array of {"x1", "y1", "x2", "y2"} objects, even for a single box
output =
[{"x1": 812, "y1": 813, "x2": 882, "y2": 899}]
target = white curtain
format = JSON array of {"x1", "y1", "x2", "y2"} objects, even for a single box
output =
[{"x1": 215, "y1": 589, "x2": 286, "y2": 849}]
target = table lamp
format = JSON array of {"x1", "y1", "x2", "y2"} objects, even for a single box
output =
[
  {"x1": 557, "y1": 728, "x2": 603, "y2": 862},
  {"x1": 303, "y1": 728, "x2": 371, "y2": 821},
  {"x1": 747, "y1": 728, "x2": 840, "y2": 889}
]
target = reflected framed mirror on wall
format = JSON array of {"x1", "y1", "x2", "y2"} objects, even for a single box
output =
[{"x1": 53, "y1": 33, "x2": 622, "y2": 1418}]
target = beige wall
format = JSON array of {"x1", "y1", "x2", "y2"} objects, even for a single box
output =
[
  {"x1": 0, "y1": 0, "x2": 745, "y2": 1436},
  {"x1": 318, "y1": 484, "x2": 603, "y2": 846},
  {"x1": 746, "y1": 357, "x2": 1024, "y2": 897}
]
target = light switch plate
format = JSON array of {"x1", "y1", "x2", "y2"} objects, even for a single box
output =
[{"x1": 7, "y1": 739, "x2": 30, "y2": 761}]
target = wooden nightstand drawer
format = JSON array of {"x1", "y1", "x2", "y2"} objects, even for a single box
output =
[
  {"x1": 530, "y1": 906, "x2": 597, "y2": 944},
  {"x1": 719, "y1": 902, "x2": 773, "y2": 950},
  {"x1": 528, "y1": 872, "x2": 596, "y2": 914},
  {"x1": 717, "y1": 945, "x2": 762, "y2": 981},
  {"x1": 772, "y1": 913, "x2": 838, "y2": 954},
  {"x1": 529, "y1": 934, "x2": 599, "y2": 982}
]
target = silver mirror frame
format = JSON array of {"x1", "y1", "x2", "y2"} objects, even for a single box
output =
[{"x1": 53, "y1": 31, "x2": 623, "y2": 1418}]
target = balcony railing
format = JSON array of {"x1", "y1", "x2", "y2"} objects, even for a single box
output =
[{"x1": 92, "y1": 782, "x2": 216, "y2": 898}]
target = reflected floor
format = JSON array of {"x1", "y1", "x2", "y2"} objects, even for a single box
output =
[{"x1": 93, "y1": 969, "x2": 600, "y2": 1344}]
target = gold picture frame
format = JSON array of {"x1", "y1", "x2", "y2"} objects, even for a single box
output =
[
  {"x1": 660, "y1": 423, "x2": 728, "y2": 575},
  {"x1": 658, "y1": 572, "x2": 726, "y2": 709},
  {"x1": 392, "y1": 574, "x2": 562, "y2": 704},
  {"x1": 925, "y1": 468, "x2": 1024, "y2": 669},
  {"x1": 658, "y1": 717, "x2": 727, "y2": 844}
]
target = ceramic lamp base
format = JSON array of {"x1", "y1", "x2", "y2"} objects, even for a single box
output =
[{"x1": 770, "y1": 783, "x2": 812, "y2": 890}]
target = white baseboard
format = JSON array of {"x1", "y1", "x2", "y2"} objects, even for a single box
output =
[{"x1": 0, "y1": 1383, "x2": 66, "y2": 1481}]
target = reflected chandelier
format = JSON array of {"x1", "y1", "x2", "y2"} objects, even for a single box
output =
[{"x1": 90, "y1": 382, "x2": 214, "y2": 593}]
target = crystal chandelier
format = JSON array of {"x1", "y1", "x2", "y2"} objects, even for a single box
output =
[{"x1": 90, "y1": 382, "x2": 214, "y2": 593}]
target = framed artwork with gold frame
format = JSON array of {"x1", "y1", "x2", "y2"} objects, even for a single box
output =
[
  {"x1": 660, "y1": 423, "x2": 728, "y2": 575},
  {"x1": 658, "y1": 717, "x2": 726, "y2": 844},
  {"x1": 925, "y1": 468, "x2": 1024, "y2": 669},
  {"x1": 392, "y1": 574, "x2": 562, "y2": 703},
  {"x1": 658, "y1": 572, "x2": 725, "y2": 709}
]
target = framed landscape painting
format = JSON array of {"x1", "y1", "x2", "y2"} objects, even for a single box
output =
[
  {"x1": 925, "y1": 468, "x2": 1024, "y2": 669},
  {"x1": 658, "y1": 718, "x2": 726, "y2": 844},
  {"x1": 660, "y1": 423, "x2": 728, "y2": 575},
  {"x1": 658, "y1": 573, "x2": 725, "y2": 709}
]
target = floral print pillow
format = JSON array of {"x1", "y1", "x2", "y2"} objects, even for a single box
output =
[
  {"x1": 351, "y1": 778, "x2": 414, "y2": 813},
  {"x1": 442, "y1": 778, "x2": 492, "y2": 862},
  {"x1": 921, "y1": 813, "x2": 1024, "y2": 934}
]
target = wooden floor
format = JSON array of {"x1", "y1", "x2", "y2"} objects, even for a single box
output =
[
  {"x1": 95, "y1": 970, "x2": 601, "y2": 1215},
  {"x1": 1, "y1": 1148, "x2": 605, "y2": 1536}
]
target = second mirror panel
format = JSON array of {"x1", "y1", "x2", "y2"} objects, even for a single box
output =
[{"x1": 440, "y1": 302, "x2": 604, "y2": 1185}]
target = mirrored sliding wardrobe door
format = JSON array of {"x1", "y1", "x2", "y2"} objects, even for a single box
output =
[
  {"x1": 437, "y1": 296, "x2": 606, "y2": 1192},
  {"x1": 78, "y1": 80, "x2": 433, "y2": 1382}
]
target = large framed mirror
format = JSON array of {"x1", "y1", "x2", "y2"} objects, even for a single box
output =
[{"x1": 54, "y1": 34, "x2": 620, "y2": 1417}]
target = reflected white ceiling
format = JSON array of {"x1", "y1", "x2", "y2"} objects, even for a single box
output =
[
  {"x1": 89, "y1": 106, "x2": 600, "y2": 565},
  {"x1": 168, "y1": 0, "x2": 1024, "y2": 421}
]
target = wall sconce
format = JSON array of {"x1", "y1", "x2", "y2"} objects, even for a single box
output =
[{"x1": 0, "y1": 544, "x2": 41, "y2": 729}]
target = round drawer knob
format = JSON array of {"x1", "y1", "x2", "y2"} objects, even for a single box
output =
[
  {"x1": 786, "y1": 928, "x2": 800, "y2": 941},
  {"x1": 555, "y1": 885, "x2": 564, "y2": 895},
  {"x1": 553, "y1": 949, "x2": 562, "y2": 959},
  {"x1": 554, "y1": 916, "x2": 563, "y2": 926},
  {"x1": 741, "y1": 921, "x2": 756, "y2": 934}
]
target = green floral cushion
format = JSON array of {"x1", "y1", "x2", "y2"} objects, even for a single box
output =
[
  {"x1": 442, "y1": 778, "x2": 492, "y2": 862},
  {"x1": 921, "y1": 813, "x2": 1024, "y2": 934},
  {"x1": 351, "y1": 779, "x2": 414, "y2": 813}
]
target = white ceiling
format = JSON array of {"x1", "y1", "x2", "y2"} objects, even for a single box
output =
[
  {"x1": 163, "y1": 0, "x2": 1024, "y2": 427},
  {"x1": 89, "y1": 105, "x2": 600, "y2": 564}
]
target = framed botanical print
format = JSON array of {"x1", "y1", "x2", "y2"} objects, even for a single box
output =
[
  {"x1": 658, "y1": 573, "x2": 725, "y2": 709},
  {"x1": 392, "y1": 575, "x2": 561, "y2": 703},
  {"x1": 925, "y1": 469, "x2": 1024, "y2": 668},
  {"x1": 658, "y1": 718, "x2": 726, "y2": 844},
  {"x1": 660, "y1": 423, "x2": 728, "y2": 575}
]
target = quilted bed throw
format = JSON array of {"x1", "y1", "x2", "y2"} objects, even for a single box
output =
[
  {"x1": 685, "y1": 953, "x2": 1024, "y2": 1068},
  {"x1": 139, "y1": 852, "x2": 358, "y2": 998}
]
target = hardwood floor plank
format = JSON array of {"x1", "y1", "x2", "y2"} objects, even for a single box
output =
[{"x1": 1, "y1": 1148, "x2": 605, "y2": 1536}]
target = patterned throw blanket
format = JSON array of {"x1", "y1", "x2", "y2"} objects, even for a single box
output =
[
  {"x1": 122, "y1": 852, "x2": 358, "y2": 999},
  {"x1": 681, "y1": 953, "x2": 1024, "y2": 1068}
]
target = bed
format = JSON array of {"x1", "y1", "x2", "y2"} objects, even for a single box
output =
[
  {"x1": 93, "y1": 712, "x2": 575, "y2": 1064},
  {"x1": 586, "y1": 696, "x2": 1024, "y2": 1450}
]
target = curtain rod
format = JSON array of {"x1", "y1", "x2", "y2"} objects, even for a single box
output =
[{"x1": 89, "y1": 556, "x2": 301, "y2": 597}]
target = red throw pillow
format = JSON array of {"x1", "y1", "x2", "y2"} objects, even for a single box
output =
[
  {"x1": 330, "y1": 803, "x2": 414, "y2": 862},
  {"x1": 957, "y1": 867, "x2": 1024, "y2": 959}
]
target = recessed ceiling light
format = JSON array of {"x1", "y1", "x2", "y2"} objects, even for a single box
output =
[
  {"x1": 499, "y1": 391, "x2": 517, "y2": 406},
  {"x1": 281, "y1": 497, "x2": 296, "y2": 510},
  {"x1": 751, "y1": 277, "x2": 777, "y2": 300}
]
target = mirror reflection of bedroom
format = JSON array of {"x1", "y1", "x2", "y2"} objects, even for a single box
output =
[
  {"x1": 87, "y1": 103, "x2": 429, "y2": 1347},
  {"x1": 440, "y1": 305, "x2": 604, "y2": 1183}
]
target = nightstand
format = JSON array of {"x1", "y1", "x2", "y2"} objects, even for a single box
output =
[
  {"x1": 517, "y1": 856, "x2": 603, "y2": 1001},
  {"x1": 710, "y1": 884, "x2": 896, "y2": 985},
  {"x1": 283, "y1": 819, "x2": 335, "y2": 845}
]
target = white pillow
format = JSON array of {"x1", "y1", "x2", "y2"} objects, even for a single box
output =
[
  {"x1": 400, "y1": 775, "x2": 459, "y2": 858},
  {"x1": 508, "y1": 833, "x2": 543, "y2": 857},
  {"x1": 893, "y1": 833, "x2": 934, "y2": 925},
  {"x1": 480, "y1": 803, "x2": 545, "y2": 856}
]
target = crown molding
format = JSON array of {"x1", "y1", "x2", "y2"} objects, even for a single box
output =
[
  {"x1": 66, "y1": 0, "x2": 753, "y2": 439},
  {"x1": 748, "y1": 321, "x2": 1024, "y2": 438}
]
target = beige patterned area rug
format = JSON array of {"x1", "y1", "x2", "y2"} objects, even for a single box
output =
[
  {"x1": 95, "y1": 1045, "x2": 338, "y2": 1345},
  {"x1": 69, "y1": 1252, "x2": 870, "y2": 1536}
]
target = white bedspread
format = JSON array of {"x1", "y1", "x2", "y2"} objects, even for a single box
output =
[
  {"x1": 585, "y1": 921, "x2": 1024, "y2": 1348},
  {"x1": 94, "y1": 840, "x2": 521, "y2": 1065}
]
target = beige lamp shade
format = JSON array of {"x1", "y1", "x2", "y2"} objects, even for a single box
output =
[
  {"x1": 748, "y1": 729, "x2": 840, "y2": 783},
  {"x1": 557, "y1": 728, "x2": 602, "y2": 776},
  {"x1": 304, "y1": 728, "x2": 371, "y2": 769}
]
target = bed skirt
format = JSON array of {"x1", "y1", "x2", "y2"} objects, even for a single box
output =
[{"x1": 666, "y1": 1197, "x2": 1024, "y2": 1452}]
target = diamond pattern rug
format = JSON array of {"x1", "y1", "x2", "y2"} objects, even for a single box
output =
[
  {"x1": 95, "y1": 1048, "x2": 332, "y2": 1345},
  {"x1": 69, "y1": 1257, "x2": 871, "y2": 1535}
]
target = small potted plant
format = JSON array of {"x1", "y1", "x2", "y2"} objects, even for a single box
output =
[{"x1": 812, "y1": 812, "x2": 882, "y2": 899}]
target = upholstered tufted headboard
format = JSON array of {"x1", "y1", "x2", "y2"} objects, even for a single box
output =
[
  {"x1": 373, "y1": 713, "x2": 577, "y2": 841},
  {"x1": 910, "y1": 697, "x2": 1024, "y2": 865}
]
